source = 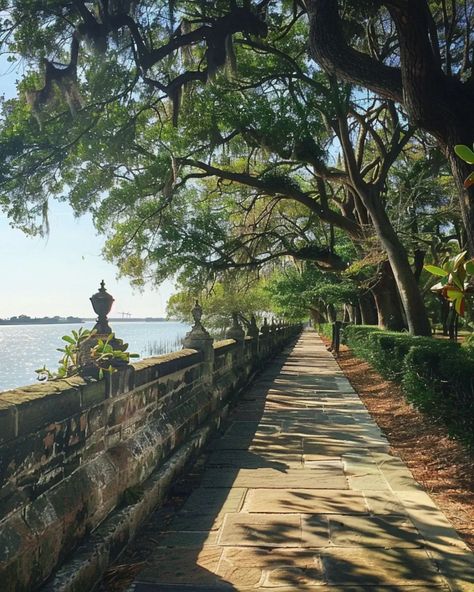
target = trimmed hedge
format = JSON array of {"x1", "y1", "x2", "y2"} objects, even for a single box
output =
[
  {"x1": 317, "y1": 323, "x2": 335, "y2": 341},
  {"x1": 343, "y1": 325, "x2": 380, "y2": 361},
  {"x1": 322, "y1": 324, "x2": 474, "y2": 449},
  {"x1": 402, "y1": 342, "x2": 474, "y2": 448},
  {"x1": 343, "y1": 325, "x2": 438, "y2": 381}
]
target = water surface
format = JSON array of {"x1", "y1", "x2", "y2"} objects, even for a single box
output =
[{"x1": 0, "y1": 321, "x2": 190, "y2": 392}]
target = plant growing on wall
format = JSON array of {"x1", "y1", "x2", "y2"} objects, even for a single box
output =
[{"x1": 36, "y1": 328, "x2": 138, "y2": 381}]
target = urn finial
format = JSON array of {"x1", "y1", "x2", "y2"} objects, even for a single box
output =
[
  {"x1": 191, "y1": 300, "x2": 203, "y2": 327},
  {"x1": 90, "y1": 280, "x2": 114, "y2": 334}
]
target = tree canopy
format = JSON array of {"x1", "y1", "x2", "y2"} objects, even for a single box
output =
[{"x1": 0, "y1": 1, "x2": 472, "y2": 334}]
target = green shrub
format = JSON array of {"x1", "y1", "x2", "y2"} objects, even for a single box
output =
[
  {"x1": 342, "y1": 323, "x2": 473, "y2": 449},
  {"x1": 368, "y1": 332, "x2": 440, "y2": 381},
  {"x1": 317, "y1": 323, "x2": 334, "y2": 340},
  {"x1": 343, "y1": 325, "x2": 447, "y2": 381},
  {"x1": 402, "y1": 341, "x2": 474, "y2": 448},
  {"x1": 343, "y1": 325, "x2": 381, "y2": 360}
]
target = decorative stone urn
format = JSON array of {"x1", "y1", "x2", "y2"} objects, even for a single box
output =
[
  {"x1": 260, "y1": 317, "x2": 270, "y2": 336},
  {"x1": 90, "y1": 280, "x2": 114, "y2": 334},
  {"x1": 79, "y1": 281, "x2": 127, "y2": 377},
  {"x1": 247, "y1": 314, "x2": 259, "y2": 339},
  {"x1": 226, "y1": 311, "x2": 245, "y2": 342},
  {"x1": 182, "y1": 301, "x2": 214, "y2": 385},
  {"x1": 183, "y1": 301, "x2": 213, "y2": 347}
]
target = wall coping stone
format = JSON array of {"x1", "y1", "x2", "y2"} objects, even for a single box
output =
[
  {"x1": 0, "y1": 348, "x2": 205, "y2": 442},
  {"x1": 0, "y1": 377, "x2": 86, "y2": 442},
  {"x1": 213, "y1": 339, "x2": 239, "y2": 353},
  {"x1": 0, "y1": 376, "x2": 85, "y2": 406},
  {"x1": 131, "y1": 348, "x2": 201, "y2": 371}
]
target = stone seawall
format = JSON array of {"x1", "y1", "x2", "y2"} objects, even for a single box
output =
[{"x1": 0, "y1": 326, "x2": 300, "y2": 592}]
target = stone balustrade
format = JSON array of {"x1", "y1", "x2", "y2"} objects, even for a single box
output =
[{"x1": 0, "y1": 302, "x2": 301, "y2": 592}]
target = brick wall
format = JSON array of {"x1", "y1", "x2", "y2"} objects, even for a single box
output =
[{"x1": 0, "y1": 325, "x2": 300, "y2": 592}]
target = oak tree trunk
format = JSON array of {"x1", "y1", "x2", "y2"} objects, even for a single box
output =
[
  {"x1": 307, "y1": 0, "x2": 474, "y2": 255},
  {"x1": 362, "y1": 187, "x2": 432, "y2": 335},
  {"x1": 359, "y1": 291, "x2": 378, "y2": 325},
  {"x1": 371, "y1": 261, "x2": 406, "y2": 331}
]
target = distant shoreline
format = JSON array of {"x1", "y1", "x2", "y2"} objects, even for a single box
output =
[
  {"x1": 0, "y1": 318, "x2": 83, "y2": 326},
  {"x1": 0, "y1": 317, "x2": 177, "y2": 326}
]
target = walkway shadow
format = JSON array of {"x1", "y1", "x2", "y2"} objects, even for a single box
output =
[
  {"x1": 114, "y1": 348, "x2": 294, "y2": 591},
  {"x1": 101, "y1": 333, "x2": 473, "y2": 591}
]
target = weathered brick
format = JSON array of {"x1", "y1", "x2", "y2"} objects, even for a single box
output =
[
  {"x1": 0, "y1": 401, "x2": 17, "y2": 444},
  {"x1": 0, "y1": 512, "x2": 37, "y2": 592},
  {"x1": 1, "y1": 381, "x2": 82, "y2": 437},
  {"x1": 0, "y1": 424, "x2": 65, "y2": 492},
  {"x1": 80, "y1": 380, "x2": 106, "y2": 408}
]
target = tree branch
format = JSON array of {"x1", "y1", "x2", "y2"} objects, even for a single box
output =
[
  {"x1": 179, "y1": 158, "x2": 364, "y2": 239},
  {"x1": 306, "y1": 0, "x2": 403, "y2": 102}
]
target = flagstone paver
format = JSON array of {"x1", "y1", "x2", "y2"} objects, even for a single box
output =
[{"x1": 129, "y1": 330, "x2": 474, "y2": 591}]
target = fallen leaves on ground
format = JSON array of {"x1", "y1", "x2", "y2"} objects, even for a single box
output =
[{"x1": 324, "y1": 338, "x2": 474, "y2": 551}]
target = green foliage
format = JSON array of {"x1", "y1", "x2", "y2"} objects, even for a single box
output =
[
  {"x1": 424, "y1": 250, "x2": 474, "y2": 316},
  {"x1": 36, "y1": 329, "x2": 138, "y2": 381},
  {"x1": 343, "y1": 325, "x2": 438, "y2": 380},
  {"x1": 167, "y1": 278, "x2": 272, "y2": 334},
  {"x1": 0, "y1": 0, "x2": 463, "y2": 337},
  {"x1": 454, "y1": 143, "x2": 474, "y2": 188},
  {"x1": 402, "y1": 341, "x2": 474, "y2": 448},
  {"x1": 316, "y1": 323, "x2": 334, "y2": 340},
  {"x1": 342, "y1": 325, "x2": 381, "y2": 360},
  {"x1": 266, "y1": 264, "x2": 359, "y2": 321},
  {"x1": 344, "y1": 324, "x2": 473, "y2": 448},
  {"x1": 92, "y1": 334, "x2": 139, "y2": 378},
  {"x1": 454, "y1": 144, "x2": 474, "y2": 165},
  {"x1": 36, "y1": 328, "x2": 93, "y2": 380},
  {"x1": 0, "y1": 0, "x2": 366, "y2": 299}
]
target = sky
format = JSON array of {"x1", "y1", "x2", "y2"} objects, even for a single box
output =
[{"x1": 0, "y1": 56, "x2": 175, "y2": 319}]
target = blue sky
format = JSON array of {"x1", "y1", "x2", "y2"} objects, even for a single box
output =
[{"x1": 0, "y1": 57, "x2": 175, "y2": 318}]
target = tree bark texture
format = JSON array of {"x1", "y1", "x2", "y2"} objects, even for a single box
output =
[
  {"x1": 363, "y1": 186, "x2": 432, "y2": 335},
  {"x1": 307, "y1": 0, "x2": 474, "y2": 255},
  {"x1": 371, "y1": 261, "x2": 406, "y2": 331},
  {"x1": 359, "y1": 291, "x2": 378, "y2": 325}
]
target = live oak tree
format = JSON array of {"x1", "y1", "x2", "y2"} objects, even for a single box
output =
[
  {"x1": 266, "y1": 263, "x2": 362, "y2": 324},
  {"x1": 0, "y1": 0, "x2": 454, "y2": 334},
  {"x1": 167, "y1": 277, "x2": 272, "y2": 334},
  {"x1": 307, "y1": 0, "x2": 474, "y2": 256}
]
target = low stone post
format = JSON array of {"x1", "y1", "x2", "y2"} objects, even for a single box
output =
[
  {"x1": 226, "y1": 312, "x2": 245, "y2": 368},
  {"x1": 183, "y1": 301, "x2": 214, "y2": 387},
  {"x1": 260, "y1": 317, "x2": 270, "y2": 358},
  {"x1": 330, "y1": 320, "x2": 342, "y2": 356},
  {"x1": 270, "y1": 319, "x2": 277, "y2": 347},
  {"x1": 247, "y1": 314, "x2": 259, "y2": 357},
  {"x1": 226, "y1": 312, "x2": 245, "y2": 342}
]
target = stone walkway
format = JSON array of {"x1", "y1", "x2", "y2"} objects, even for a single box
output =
[{"x1": 129, "y1": 330, "x2": 474, "y2": 591}]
